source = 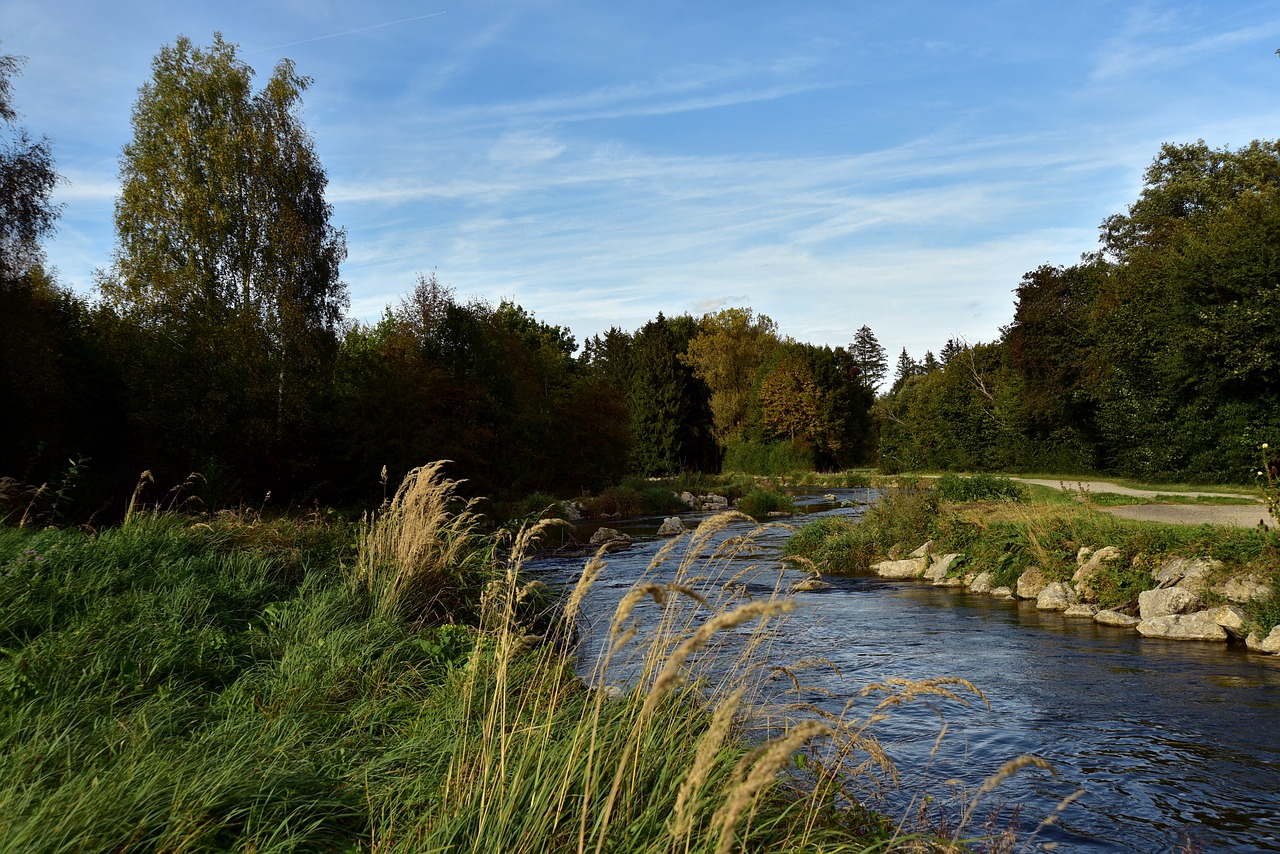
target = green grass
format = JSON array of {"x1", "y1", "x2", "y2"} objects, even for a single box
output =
[
  {"x1": 0, "y1": 472, "x2": 998, "y2": 853},
  {"x1": 737, "y1": 487, "x2": 794, "y2": 519}
]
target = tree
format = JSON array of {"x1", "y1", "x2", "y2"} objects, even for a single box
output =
[
  {"x1": 890, "y1": 348, "x2": 917, "y2": 394},
  {"x1": 681, "y1": 307, "x2": 780, "y2": 443},
  {"x1": 99, "y1": 34, "x2": 347, "y2": 491},
  {"x1": 849, "y1": 325, "x2": 887, "y2": 393},
  {"x1": 0, "y1": 49, "x2": 60, "y2": 283}
]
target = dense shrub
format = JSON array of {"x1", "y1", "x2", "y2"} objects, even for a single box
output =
[
  {"x1": 722, "y1": 440, "x2": 814, "y2": 476},
  {"x1": 934, "y1": 473, "x2": 1027, "y2": 503}
]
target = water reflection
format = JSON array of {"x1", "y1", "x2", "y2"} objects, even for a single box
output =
[{"x1": 527, "y1": 488, "x2": 1280, "y2": 852}]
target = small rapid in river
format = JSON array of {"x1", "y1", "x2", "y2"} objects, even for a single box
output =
[{"x1": 528, "y1": 488, "x2": 1280, "y2": 852}]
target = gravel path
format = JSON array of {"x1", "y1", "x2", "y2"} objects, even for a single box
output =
[{"x1": 1011, "y1": 478, "x2": 1275, "y2": 529}]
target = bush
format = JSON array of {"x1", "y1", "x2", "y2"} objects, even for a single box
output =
[
  {"x1": 737, "y1": 488, "x2": 793, "y2": 519},
  {"x1": 723, "y1": 440, "x2": 814, "y2": 476},
  {"x1": 934, "y1": 473, "x2": 1027, "y2": 503}
]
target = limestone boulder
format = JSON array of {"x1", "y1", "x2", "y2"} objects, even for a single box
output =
[
  {"x1": 1175, "y1": 560, "x2": 1220, "y2": 595},
  {"x1": 872, "y1": 557, "x2": 929, "y2": 579},
  {"x1": 1137, "y1": 611, "x2": 1229, "y2": 642},
  {"x1": 1072, "y1": 546, "x2": 1122, "y2": 602},
  {"x1": 1211, "y1": 605, "x2": 1249, "y2": 640},
  {"x1": 700, "y1": 493, "x2": 730, "y2": 511},
  {"x1": 967, "y1": 571, "x2": 994, "y2": 594},
  {"x1": 1245, "y1": 626, "x2": 1280, "y2": 655},
  {"x1": 1073, "y1": 546, "x2": 1121, "y2": 579},
  {"x1": 934, "y1": 575, "x2": 966, "y2": 588},
  {"x1": 1064, "y1": 603, "x2": 1100, "y2": 619},
  {"x1": 909, "y1": 540, "x2": 934, "y2": 558},
  {"x1": 1036, "y1": 582, "x2": 1078, "y2": 611},
  {"x1": 1015, "y1": 567, "x2": 1050, "y2": 600},
  {"x1": 678, "y1": 491, "x2": 699, "y2": 509},
  {"x1": 1151, "y1": 557, "x2": 1221, "y2": 593},
  {"x1": 1095, "y1": 610, "x2": 1141, "y2": 627},
  {"x1": 1138, "y1": 587, "x2": 1201, "y2": 620},
  {"x1": 589, "y1": 528, "x2": 632, "y2": 550},
  {"x1": 923, "y1": 553, "x2": 962, "y2": 582},
  {"x1": 657, "y1": 516, "x2": 686, "y2": 537},
  {"x1": 1214, "y1": 576, "x2": 1271, "y2": 603},
  {"x1": 989, "y1": 586, "x2": 1015, "y2": 598}
]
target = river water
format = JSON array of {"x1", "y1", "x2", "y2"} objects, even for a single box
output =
[{"x1": 527, "y1": 488, "x2": 1280, "y2": 853}]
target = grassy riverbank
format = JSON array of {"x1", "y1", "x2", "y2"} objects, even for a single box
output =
[
  {"x1": 0, "y1": 465, "x2": 1011, "y2": 853},
  {"x1": 788, "y1": 476, "x2": 1280, "y2": 635}
]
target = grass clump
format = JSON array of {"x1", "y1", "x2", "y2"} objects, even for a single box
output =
[{"x1": 737, "y1": 487, "x2": 794, "y2": 519}]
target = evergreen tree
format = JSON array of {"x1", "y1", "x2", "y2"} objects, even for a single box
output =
[{"x1": 849, "y1": 325, "x2": 888, "y2": 393}]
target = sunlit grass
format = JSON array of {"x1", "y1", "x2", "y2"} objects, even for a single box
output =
[{"x1": 0, "y1": 465, "x2": 1039, "y2": 853}]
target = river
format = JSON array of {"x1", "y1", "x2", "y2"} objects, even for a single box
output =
[{"x1": 527, "y1": 488, "x2": 1280, "y2": 852}]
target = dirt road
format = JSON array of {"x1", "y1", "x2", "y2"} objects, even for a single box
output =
[{"x1": 1012, "y1": 478, "x2": 1275, "y2": 529}]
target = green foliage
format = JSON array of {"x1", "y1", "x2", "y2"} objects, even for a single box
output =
[
  {"x1": 0, "y1": 49, "x2": 60, "y2": 282},
  {"x1": 681, "y1": 307, "x2": 780, "y2": 444},
  {"x1": 736, "y1": 487, "x2": 793, "y2": 519},
  {"x1": 934, "y1": 473, "x2": 1027, "y2": 503},
  {"x1": 723, "y1": 439, "x2": 813, "y2": 476}
]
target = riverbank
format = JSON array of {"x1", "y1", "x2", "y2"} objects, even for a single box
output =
[
  {"x1": 0, "y1": 466, "x2": 984, "y2": 853},
  {"x1": 786, "y1": 475, "x2": 1280, "y2": 657}
]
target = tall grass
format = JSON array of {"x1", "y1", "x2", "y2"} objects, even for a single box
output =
[{"x1": 0, "y1": 465, "x2": 1017, "y2": 852}]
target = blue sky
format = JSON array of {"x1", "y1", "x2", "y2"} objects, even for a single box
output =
[{"x1": 6, "y1": 0, "x2": 1280, "y2": 360}]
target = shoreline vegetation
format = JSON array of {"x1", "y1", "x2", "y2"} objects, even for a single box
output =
[
  {"x1": 0, "y1": 464, "x2": 1062, "y2": 853},
  {"x1": 786, "y1": 473, "x2": 1280, "y2": 656}
]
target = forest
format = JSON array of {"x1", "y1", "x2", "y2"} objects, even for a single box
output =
[{"x1": 4, "y1": 35, "x2": 1279, "y2": 523}]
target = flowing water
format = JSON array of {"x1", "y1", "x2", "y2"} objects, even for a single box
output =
[{"x1": 528, "y1": 488, "x2": 1280, "y2": 853}]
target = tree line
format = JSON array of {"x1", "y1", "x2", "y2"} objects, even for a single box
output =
[
  {"x1": 878, "y1": 138, "x2": 1280, "y2": 483},
  {"x1": 0, "y1": 36, "x2": 882, "y2": 519}
]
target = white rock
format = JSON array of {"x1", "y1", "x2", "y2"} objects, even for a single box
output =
[
  {"x1": 657, "y1": 516, "x2": 686, "y2": 536},
  {"x1": 1036, "y1": 582, "x2": 1078, "y2": 611},
  {"x1": 1073, "y1": 546, "x2": 1121, "y2": 580},
  {"x1": 1072, "y1": 546, "x2": 1121, "y2": 602},
  {"x1": 923, "y1": 553, "x2": 962, "y2": 582},
  {"x1": 934, "y1": 576, "x2": 965, "y2": 587},
  {"x1": 909, "y1": 540, "x2": 934, "y2": 558},
  {"x1": 589, "y1": 528, "x2": 632, "y2": 549},
  {"x1": 1095, "y1": 610, "x2": 1141, "y2": 627},
  {"x1": 559, "y1": 500, "x2": 585, "y2": 521},
  {"x1": 1245, "y1": 626, "x2": 1280, "y2": 654},
  {"x1": 678, "y1": 491, "x2": 698, "y2": 509},
  {"x1": 1064, "y1": 603, "x2": 1100, "y2": 618},
  {"x1": 872, "y1": 557, "x2": 929, "y2": 579},
  {"x1": 1137, "y1": 611, "x2": 1229, "y2": 642},
  {"x1": 989, "y1": 586, "x2": 1015, "y2": 598},
  {"x1": 1212, "y1": 605, "x2": 1249, "y2": 639},
  {"x1": 1138, "y1": 587, "x2": 1201, "y2": 620},
  {"x1": 1175, "y1": 560, "x2": 1220, "y2": 595},
  {"x1": 1214, "y1": 576, "x2": 1271, "y2": 603},
  {"x1": 1152, "y1": 557, "x2": 1221, "y2": 592},
  {"x1": 1015, "y1": 567, "x2": 1050, "y2": 600},
  {"x1": 968, "y1": 571, "x2": 994, "y2": 594},
  {"x1": 700, "y1": 493, "x2": 730, "y2": 510}
]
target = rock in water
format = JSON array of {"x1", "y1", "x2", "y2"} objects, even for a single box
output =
[
  {"x1": 1137, "y1": 611, "x2": 1229, "y2": 642},
  {"x1": 656, "y1": 516, "x2": 686, "y2": 536}
]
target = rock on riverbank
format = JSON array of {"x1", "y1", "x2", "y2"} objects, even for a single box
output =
[{"x1": 870, "y1": 542, "x2": 1279, "y2": 657}]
